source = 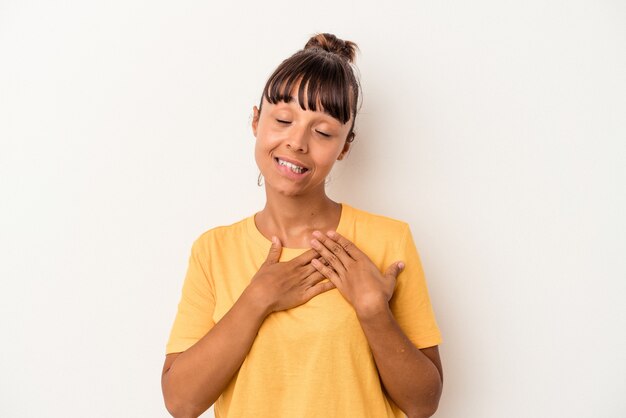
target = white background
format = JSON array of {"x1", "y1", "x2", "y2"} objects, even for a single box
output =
[{"x1": 1, "y1": 1, "x2": 625, "y2": 417}]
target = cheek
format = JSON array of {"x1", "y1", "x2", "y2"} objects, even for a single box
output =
[
  {"x1": 256, "y1": 125, "x2": 283, "y2": 147},
  {"x1": 254, "y1": 129, "x2": 281, "y2": 164},
  {"x1": 319, "y1": 144, "x2": 345, "y2": 162},
  {"x1": 253, "y1": 142, "x2": 262, "y2": 164}
]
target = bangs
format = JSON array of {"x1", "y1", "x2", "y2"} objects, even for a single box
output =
[{"x1": 262, "y1": 52, "x2": 355, "y2": 124}]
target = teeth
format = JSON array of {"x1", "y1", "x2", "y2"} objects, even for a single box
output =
[{"x1": 277, "y1": 158, "x2": 306, "y2": 174}]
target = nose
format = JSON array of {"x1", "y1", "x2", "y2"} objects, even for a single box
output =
[{"x1": 286, "y1": 125, "x2": 308, "y2": 152}]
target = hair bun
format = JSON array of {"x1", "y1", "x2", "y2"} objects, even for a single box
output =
[{"x1": 304, "y1": 33, "x2": 358, "y2": 63}]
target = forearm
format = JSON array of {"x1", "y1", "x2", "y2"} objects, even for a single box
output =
[
  {"x1": 357, "y1": 305, "x2": 442, "y2": 418},
  {"x1": 162, "y1": 287, "x2": 269, "y2": 417}
]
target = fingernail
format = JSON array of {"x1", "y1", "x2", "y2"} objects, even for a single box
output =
[
  {"x1": 398, "y1": 262, "x2": 405, "y2": 270},
  {"x1": 327, "y1": 230, "x2": 337, "y2": 237}
]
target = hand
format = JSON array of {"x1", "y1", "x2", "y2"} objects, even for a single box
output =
[
  {"x1": 309, "y1": 230, "x2": 405, "y2": 317},
  {"x1": 246, "y1": 236, "x2": 335, "y2": 315}
]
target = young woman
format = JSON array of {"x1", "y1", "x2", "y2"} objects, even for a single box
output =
[{"x1": 161, "y1": 33, "x2": 443, "y2": 418}]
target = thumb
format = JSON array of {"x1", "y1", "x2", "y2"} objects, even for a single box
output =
[
  {"x1": 385, "y1": 261, "x2": 405, "y2": 279},
  {"x1": 264, "y1": 236, "x2": 282, "y2": 265}
]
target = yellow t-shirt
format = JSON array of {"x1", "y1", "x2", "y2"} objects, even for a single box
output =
[{"x1": 166, "y1": 202, "x2": 442, "y2": 418}]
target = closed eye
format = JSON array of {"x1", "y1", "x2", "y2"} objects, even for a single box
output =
[
  {"x1": 316, "y1": 130, "x2": 331, "y2": 137},
  {"x1": 276, "y1": 119, "x2": 291, "y2": 124}
]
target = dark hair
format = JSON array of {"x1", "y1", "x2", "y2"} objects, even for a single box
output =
[{"x1": 258, "y1": 33, "x2": 360, "y2": 143}]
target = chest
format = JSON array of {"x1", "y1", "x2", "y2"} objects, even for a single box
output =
[{"x1": 210, "y1": 248, "x2": 366, "y2": 344}]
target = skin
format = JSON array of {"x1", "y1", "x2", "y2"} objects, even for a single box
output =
[
  {"x1": 161, "y1": 90, "x2": 443, "y2": 418},
  {"x1": 251, "y1": 94, "x2": 352, "y2": 249}
]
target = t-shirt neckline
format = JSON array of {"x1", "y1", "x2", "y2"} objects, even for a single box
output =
[{"x1": 246, "y1": 202, "x2": 352, "y2": 257}]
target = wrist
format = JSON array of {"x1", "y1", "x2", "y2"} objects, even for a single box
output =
[
  {"x1": 241, "y1": 283, "x2": 274, "y2": 318},
  {"x1": 354, "y1": 298, "x2": 391, "y2": 322}
]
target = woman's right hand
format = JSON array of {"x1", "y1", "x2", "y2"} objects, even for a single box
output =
[{"x1": 245, "y1": 236, "x2": 335, "y2": 314}]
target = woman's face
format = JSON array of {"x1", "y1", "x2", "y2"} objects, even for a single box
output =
[{"x1": 252, "y1": 94, "x2": 352, "y2": 197}]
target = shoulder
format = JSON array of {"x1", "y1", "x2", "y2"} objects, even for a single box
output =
[
  {"x1": 189, "y1": 216, "x2": 250, "y2": 252},
  {"x1": 347, "y1": 203, "x2": 410, "y2": 237},
  {"x1": 343, "y1": 204, "x2": 411, "y2": 255}
]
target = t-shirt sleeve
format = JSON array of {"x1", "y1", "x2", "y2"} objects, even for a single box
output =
[
  {"x1": 389, "y1": 224, "x2": 442, "y2": 349},
  {"x1": 165, "y1": 236, "x2": 216, "y2": 354}
]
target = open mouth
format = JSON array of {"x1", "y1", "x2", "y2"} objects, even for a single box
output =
[{"x1": 274, "y1": 157, "x2": 309, "y2": 174}]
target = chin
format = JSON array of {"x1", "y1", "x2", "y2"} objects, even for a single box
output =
[
  {"x1": 271, "y1": 185, "x2": 306, "y2": 197},
  {"x1": 262, "y1": 178, "x2": 311, "y2": 195}
]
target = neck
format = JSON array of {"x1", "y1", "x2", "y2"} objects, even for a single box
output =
[{"x1": 256, "y1": 185, "x2": 341, "y2": 247}]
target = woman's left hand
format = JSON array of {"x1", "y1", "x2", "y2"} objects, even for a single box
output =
[{"x1": 310, "y1": 230, "x2": 405, "y2": 317}]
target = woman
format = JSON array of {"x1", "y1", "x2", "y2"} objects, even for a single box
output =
[{"x1": 162, "y1": 33, "x2": 443, "y2": 418}]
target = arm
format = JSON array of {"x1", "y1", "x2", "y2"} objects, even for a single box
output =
[
  {"x1": 162, "y1": 287, "x2": 268, "y2": 418},
  {"x1": 162, "y1": 237, "x2": 334, "y2": 418},
  {"x1": 356, "y1": 304, "x2": 443, "y2": 418},
  {"x1": 310, "y1": 229, "x2": 443, "y2": 417}
]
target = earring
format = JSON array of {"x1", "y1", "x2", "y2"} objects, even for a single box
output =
[{"x1": 257, "y1": 172, "x2": 264, "y2": 187}]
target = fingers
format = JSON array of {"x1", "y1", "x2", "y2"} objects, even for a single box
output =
[
  {"x1": 310, "y1": 231, "x2": 351, "y2": 274},
  {"x1": 305, "y1": 278, "x2": 336, "y2": 299},
  {"x1": 304, "y1": 268, "x2": 330, "y2": 285},
  {"x1": 299, "y1": 256, "x2": 330, "y2": 276},
  {"x1": 293, "y1": 248, "x2": 323, "y2": 266},
  {"x1": 385, "y1": 261, "x2": 405, "y2": 279},
  {"x1": 317, "y1": 256, "x2": 330, "y2": 267},
  {"x1": 324, "y1": 230, "x2": 363, "y2": 260},
  {"x1": 311, "y1": 257, "x2": 341, "y2": 284},
  {"x1": 303, "y1": 270, "x2": 322, "y2": 286},
  {"x1": 302, "y1": 269, "x2": 336, "y2": 304},
  {"x1": 264, "y1": 236, "x2": 282, "y2": 265}
]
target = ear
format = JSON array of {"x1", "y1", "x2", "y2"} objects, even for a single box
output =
[
  {"x1": 252, "y1": 106, "x2": 260, "y2": 137},
  {"x1": 337, "y1": 133, "x2": 354, "y2": 160}
]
